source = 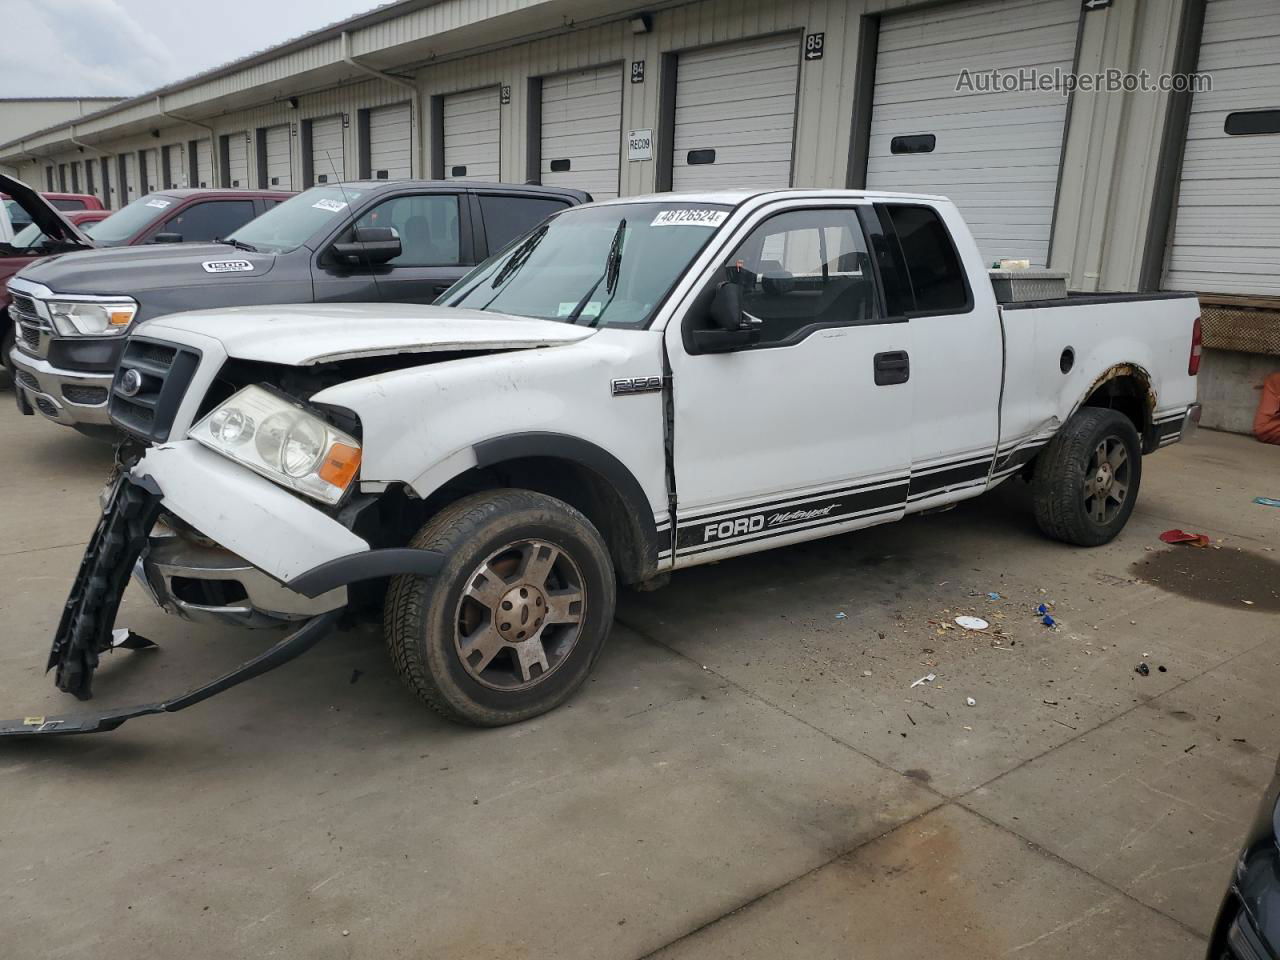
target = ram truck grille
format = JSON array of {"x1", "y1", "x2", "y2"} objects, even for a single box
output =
[
  {"x1": 9, "y1": 294, "x2": 49, "y2": 357},
  {"x1": 110, "y1": 337, "x2": 202, "y2": 443}
]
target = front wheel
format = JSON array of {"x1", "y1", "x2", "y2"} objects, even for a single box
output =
[
  {"x1": 384, "y1": 489, "x2": 616, "y2": 726},
  {"x1": 1031, "y1": 407, "x2": 1143, "y2": 546}
]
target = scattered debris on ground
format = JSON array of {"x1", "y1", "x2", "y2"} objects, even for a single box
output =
[
  {"x1": 1159, "y1": 528, "x2": 1211, "y2": 547},
  {"x1": 1135, "y1": 662, "x2": 1150, "y2": 677}
]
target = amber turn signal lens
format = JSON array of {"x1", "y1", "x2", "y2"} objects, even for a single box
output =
[{"x1": 318, "y1": 442, "x2": 361, "y2": 489}]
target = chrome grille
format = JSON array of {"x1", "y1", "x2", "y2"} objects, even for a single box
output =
[
  {"x1": 19, "y1": 322, "x2": 40, "y2": 351},
  {"x1": 9, "y1": 294, "x2": 49, "y2": 358},
  {"x1": 111, "y1": 337, "x2": 202, "y2": 442}
]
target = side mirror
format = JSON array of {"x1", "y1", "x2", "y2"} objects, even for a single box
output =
[
  {"x1": 332, "y1": 226, "x2": 401, "y2": 265},
  {"x1": 692, "y1": 280, "x2": 762, "y2": 353},
  {"x1": 153, "y1": 232, "x2": 183, "y2": 244}
]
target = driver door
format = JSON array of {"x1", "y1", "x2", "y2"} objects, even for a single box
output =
[
  {"x1": 664, "y1": 203, "x2": 913, "y2": 565},
  {"x1": 313, "y1": 191, "x2": 472, "y2": 303}
]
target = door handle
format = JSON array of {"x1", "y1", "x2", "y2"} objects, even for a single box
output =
[{"x1": 873, "y1": 350, "x2": 910, "y2": 386}]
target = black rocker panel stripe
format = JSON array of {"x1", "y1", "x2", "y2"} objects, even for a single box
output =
[
  {"x1": 676, "y1": 481, "x2": 909, "y2": 552},
  {"x1": 677, "y1": 473, "x2": 909, "y2": 525},
  {"x1": 906, "y1": 457, "x2": 991, "y2": 499}
]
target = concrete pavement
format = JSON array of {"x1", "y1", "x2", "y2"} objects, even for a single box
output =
[{"x1": 0, "y1": 404, "x2": 1276, "y2": 959}]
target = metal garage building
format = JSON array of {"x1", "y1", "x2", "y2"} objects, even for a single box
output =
[{"x1": 0, "y1": 0, "x2": 1277, "y2": 432}]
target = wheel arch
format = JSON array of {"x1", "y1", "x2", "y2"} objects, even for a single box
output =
[
  {"x1": 1074, "y1": 363, "x2": 1158, "y2": 452},
  {"x1": 420, "y1": 433, "x2": 664, "y2": 585}
]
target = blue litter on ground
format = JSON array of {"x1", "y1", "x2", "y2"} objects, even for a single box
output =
[
  {"x1": 1042, "y1": 615, "x2": 1056, "y2": 627},
  {"x1": 1255, "y1": 497, "x2": 1280, "y2": 508},
  {"x1": 1037, "y1": 603, "x2": 1049, "y2": 615},
  {"x1": 987, "y1": 592, "x2": 1001, "y2": 600},
  {"x1": 835, "y1": 612, "x2": 847, "y2": 620}
]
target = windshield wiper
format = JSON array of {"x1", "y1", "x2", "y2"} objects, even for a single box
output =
[
  {"x1": 565, "y1": 219, "x2": 626, "y2": 327},
  {"x1": 218, "y1": 237, "x2": 259, "y2": 253}
]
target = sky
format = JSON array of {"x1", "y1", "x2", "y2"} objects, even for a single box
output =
[{"x1": 2, "y1": 0, "x2": 382, "y2": 99}]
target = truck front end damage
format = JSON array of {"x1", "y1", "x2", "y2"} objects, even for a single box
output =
[{"x1": 1, "y1": 438, "x2": 444, "y2": 737}]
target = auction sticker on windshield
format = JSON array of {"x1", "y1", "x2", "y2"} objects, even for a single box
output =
[
  {"x1": 312, "y1": 198, "x2": 349, "y2": 213},
  {"x1": 651, "y1": 208, "x2": 728, "y2": 228},
  {"x1": 145, "y1": 198, "x2": 172, "y2": 209}
]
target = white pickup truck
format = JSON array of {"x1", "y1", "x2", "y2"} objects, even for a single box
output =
[{"x1": 5, "y1": 189, "x2": 1203, "y2": 737}]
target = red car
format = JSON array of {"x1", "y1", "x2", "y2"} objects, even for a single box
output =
[{"x1": 2, "y1": 175, "x2": 291, "y2": 374}]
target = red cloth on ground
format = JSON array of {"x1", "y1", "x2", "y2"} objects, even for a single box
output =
[{"x1": 1256, "y1": 372, "x2": 1280, "y2": 445}]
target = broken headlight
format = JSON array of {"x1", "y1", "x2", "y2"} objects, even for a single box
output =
[{"x1": 188, "y1": 385, "x2": 361, "y2": 505}]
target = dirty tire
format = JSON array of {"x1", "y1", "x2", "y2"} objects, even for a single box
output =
[
  {"x1": 1, "y1": 319, "x2": 14, "y2": 380},
  {"x1": 1031, "y1": 407, "x2": 1142, "y2": 547},
  {"x1": 384, "y1": 489, "x2": 616, "y2": 726}
]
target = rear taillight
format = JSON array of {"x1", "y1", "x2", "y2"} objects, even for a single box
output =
[{"x1": 1188, "y1": 315, "x2": 1202, "y2": 376}]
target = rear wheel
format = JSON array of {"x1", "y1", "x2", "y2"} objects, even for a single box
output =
[
  {"x1": 384, "y1": 489, "x2": 616, "y2": 726},
  {"x1": 1031, "y1": 407, "x2": 1142, "y2": 546}
]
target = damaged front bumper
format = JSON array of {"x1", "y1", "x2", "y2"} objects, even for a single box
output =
[{"x1": 2, "y1": 441, "x2": 445, "y2": 738}]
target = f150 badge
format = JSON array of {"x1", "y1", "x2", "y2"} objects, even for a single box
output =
[
  {"x1": 201, "y1": 259, "x2": 254, "y2": 274},
  {"x1": 611, "y1": 376, "x2": 662, "y2": 396}
]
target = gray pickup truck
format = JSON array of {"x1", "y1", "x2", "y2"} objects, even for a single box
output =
[{"x1": 9, "y1": 179, "x2": 589, "y2": 437}]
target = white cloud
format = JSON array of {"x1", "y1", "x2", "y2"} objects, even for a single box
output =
[{"x1": 0, "y1": 0, "x2": 375, "y2": 98}]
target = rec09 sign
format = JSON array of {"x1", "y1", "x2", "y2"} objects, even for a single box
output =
[{"x1": 627, "y1": 129, "x2": 653, "y2": 161}]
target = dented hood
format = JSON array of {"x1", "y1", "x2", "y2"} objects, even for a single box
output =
[{"x1": 137, "y1": 302, "x2": 597, "y2": 365}]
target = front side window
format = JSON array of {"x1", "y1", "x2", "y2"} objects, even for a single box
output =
[
  {"x1": 722, "y1": 207, "x2": 879, "y2": 346},
  {"x1": 161, "y1": 200, "x2": 256, "y2": 243},
  {"x1": 441, "y1": 201, "x2": 730, "y2": 329},
  {"x1": 349, "y1": 194, "x2": 460, "y2": 267},
  {"x1": 882, "y1": 205, "x2": 968, "y2": 314},
  {"x1": 51, "y1": 198, "x2": 88, "y2": 211}
]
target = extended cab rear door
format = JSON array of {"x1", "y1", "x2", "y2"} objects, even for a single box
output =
[
  {"x1": 665, "y1": 200, "x2": 913, "y2": 565},
  {"x1": 864, "y1": 201, "x2": 1003, "y2": 510}
]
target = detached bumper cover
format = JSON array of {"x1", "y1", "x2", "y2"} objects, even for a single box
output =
[{"x1": 3, "y1": 453, "x2": 446, "y2": 738}]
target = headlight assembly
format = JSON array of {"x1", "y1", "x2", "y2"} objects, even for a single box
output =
[
  {"x1": 46, "y1": 298, "x2": 138, "y2": 336},
  {"x1": 189, "y1": 385, "x2": 361, "y2": 505}
]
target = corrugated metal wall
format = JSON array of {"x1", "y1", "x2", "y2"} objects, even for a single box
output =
[{"x1": 9, "y1": 0, "x2": 1202, "y2": 296}]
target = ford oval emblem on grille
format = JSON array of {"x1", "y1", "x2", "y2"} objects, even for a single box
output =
[{"x1": 119, "y1": 368, "x2": 143, "y2": 397}]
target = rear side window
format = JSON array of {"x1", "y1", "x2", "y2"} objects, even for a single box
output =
[
  {"x1": 51, "y1": 198, "x2": 88, "y2": 211},
  {"x1": 882, "y1": 205, "x2": 969, "y2": 314},
  {"x1": 479, "y1": 195, "x2": 569, "y2": 253},
  {"x1": 162, "y1": 200, "x2": 256, "y2": 242}
]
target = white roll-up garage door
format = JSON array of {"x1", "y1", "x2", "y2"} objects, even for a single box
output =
[
  {"x1": 162, "y1": 143, "x2": 185, "y2": 188},
  {"x1": 541, "y1": 65, "x2": 622, "y2": 199},
  {"x1": 194, "y1": 139, "x2": 213, "y2": 188},
  {"x1": 142, "y1": 148, "x2": 160, "y2": 193},
  {"x1": 225, "y1": 132, "x2": 249, "y2": 188},
  {"x1": 1164, "y1": 0, "x2": 1280, "y2": 296},
  {"x1": 443, "y1": 88, "x2": 500, "y2": 181},
  {"x1": 264, "y1": 124, "x2": 292, "y2": 189},
  {"x1": 310, "y1": 115, "x2": 345, "y2": 185},
  {"x1": 672, "y1": 35, "x2": 800, "y2": 191},
  {"x1": 368, "y1": 103, "x2": 412, "y2": 180},
  {"x1": 866, "y1": 0, "x2": 1079, "y2": 267},
  {"x1": 122, "y1": 153, "x2": 139, "y2": 203}
]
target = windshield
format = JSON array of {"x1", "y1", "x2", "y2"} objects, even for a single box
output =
[
  {"x1": 11, "y1": 221, "x2": 50, "y2": 249},
  {"x1": 88, "y1": 194, "x2": 177, "y2": 245},
  {"x1": 229, "y1": 186, "x2": 366, "y2": 254},
  {"x1": 4, "y1": 198, "x2": 33, "y2": 230},
  {"x1": 440, "y1": 201, "x2": 732, "y2": 329}
]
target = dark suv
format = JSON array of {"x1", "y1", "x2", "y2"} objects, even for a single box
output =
[{"x1": 10, "y1": 180, "x2": 589, "y2": 437}]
